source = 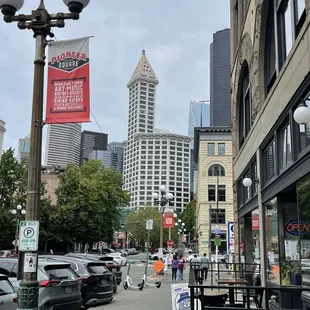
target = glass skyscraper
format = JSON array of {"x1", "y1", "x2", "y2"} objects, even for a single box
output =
[
  {"x1": 187, "y1": 101, "x2": 210, "y2": 193},
  {"x1": 188, "y1": 101, "x2": 210, "y2": 147}
]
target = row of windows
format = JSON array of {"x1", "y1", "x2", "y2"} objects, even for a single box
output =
[
  {"x1": 237, "y1": 0, "x2": 306, "y2": 148},
  {"x1": 207, "y1": 143, "x2": 226, "y2": 155}
]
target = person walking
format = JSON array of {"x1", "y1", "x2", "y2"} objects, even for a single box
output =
[
  {"x1": 191, "y1": 254, "x2": 201, "y2": 284},
  {"x1": 200, "y1": 253, "x2": 210, "y2": 281},
  {"x1": 171, "y1": 255, "x2": 179, "y2": 282},
  {"x1": 177, "y1": 255, "x2": 185, "y2": 280}
]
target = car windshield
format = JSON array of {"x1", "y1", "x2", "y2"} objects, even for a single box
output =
[
  {"x1": 87, "y1": 264, "x2": 108, "y2": 274},
  {"x1": 0, "y1": 279, "x2": 14, "y2": 295},
  {"x1": 44, "y1": 266, "x2": 77, "y2": 281}
]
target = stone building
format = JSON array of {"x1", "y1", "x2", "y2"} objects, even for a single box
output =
[
  {"x1": 231, "y1": 0, "x2": 310, "y2": 307},
  {"x1": 194, "y1": 127, "x2": 234, "y2": 256}
]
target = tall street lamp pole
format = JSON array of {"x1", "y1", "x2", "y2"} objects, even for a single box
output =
[
  {"x1": 0, "y1": 1, "x2": 90, "y2": 308},
  {"x1": 11, "y1": 204, "x2": 26, "y2": 253},
  {"x1": 152, "y1": 185, "x2": 174, "y2": 257}
]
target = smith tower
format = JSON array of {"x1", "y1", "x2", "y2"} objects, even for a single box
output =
[{"x1": 123, "y1": 50, "x2": 159, "y2": 207}]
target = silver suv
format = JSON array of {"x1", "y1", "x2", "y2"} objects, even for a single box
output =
[
  {"x1": 0, "y1": 258, "x2": 82, "y2": 309},
  {"x1": 0, "y1": 274, "x2": 17, "y2": 310}
]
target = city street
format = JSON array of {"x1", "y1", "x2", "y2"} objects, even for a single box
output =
[{"x1": 89, "y1": 253, "x2": 185, "y2": 310}]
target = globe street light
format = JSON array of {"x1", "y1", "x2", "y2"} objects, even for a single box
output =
[
  {"x1": 293, "y1": 101, "x2": 310, "y2": 124},
  {"x1": 0, "y1": 1, "x2": 89, "y2": 308},
  {"x1": 11, "y1": 204, "x2": 26, "y2": 253},
  {"x1": 152, "y1": 185, "x2": 174, "y2": 256}
]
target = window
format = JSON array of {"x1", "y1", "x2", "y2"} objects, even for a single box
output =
[
  {"x1": 210, "y1": 209, "x2": 226, "y2": 224},
  {"x1": 208, "y1": 143, "x2": 215, "y2": 155},
  {"x1": 208, "y1": 185, "x2": 216, "y2": 201},
  {"x1": 208, "y1": 164, "x2": 225, "y2": 176},
  {"x1": 265, "y1": 0, "x2": 276, "y2": 93},
  {"x1": 218, "y1": 185, "x2": 226, "y2": 202},
  {"x1": 264, "y1": 140, "x2": 277, "y2": 182},
  {"x1": 239, "y1": 63, "x2": 252, "y2": 147},
  {"x1": 218, "y1": 143, "x2": 225, "y2": 155},
  {"x1": 298, "y1": 100, "x2": 310, "y2": 152},
  {"x1": 279, "y1": 123, "x2": 292, "y2": 169},
  {"x1": 277, "y1": 0, "x2": 306, "y2": 69}
]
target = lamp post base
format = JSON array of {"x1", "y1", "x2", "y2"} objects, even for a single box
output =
[{"x1": 17, "y1": 280, "x2": 39, "y2": 310}]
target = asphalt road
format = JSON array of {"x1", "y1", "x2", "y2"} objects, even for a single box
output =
[{"x1": 89, "y1": 252, "x2": 180, "y2": 310}]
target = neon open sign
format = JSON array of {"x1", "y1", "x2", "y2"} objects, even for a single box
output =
[{"x1": 286, "y1": 220, "x2": 310, "y2": 235}]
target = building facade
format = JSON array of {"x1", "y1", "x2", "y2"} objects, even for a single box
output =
[
  {"x1": 194, "y1": 127, "x2": 233, "y2": 255},
  {"x1": 123, "y1": 51, "x2": 191, "y2": 210},
  {"x1": 210, "y1": 28, "x2": 231, "y2": 127},
  {"x1": 0, "y1": 120, "x2": 5, "y2": 156},
  {"x1": 188, "y1": 101, "x2": 210, "y2": 146},
  {"x1": 80, "y1": 130, "x2": 108, "y2": 166},
  {"x1": 131, "y1": 132, "x2": 191, "y2": 212},
  {"x1": 45, "y1": 123, "x2": 81, "y2": 167},
  {"x1": 123, "y1": 50, "x2": 158, "y2": 206},
  {"x1": 108, "y1": 142, "x2": 124, "y2": 174},
  {"x1": 231, "y1": 0, "x2": 310, "y2": 306},
  {"x1": 188, "y1": 101, "x2": 210, "y2": 194},
  {"x1": 17, "y1": 134, "x2": 30, "y2": 164}
]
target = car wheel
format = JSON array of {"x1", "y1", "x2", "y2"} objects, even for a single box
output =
[{"x1": 123, "y1": 281, "x2": 128, "y2": 290}]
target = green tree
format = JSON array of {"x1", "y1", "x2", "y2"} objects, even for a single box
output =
[
  {"x1": 180, "y1": 200, "x2": 196, "y2": 235},
  {"x1": 0, "y1": 149, "x2": 28, "y2": 248},
  {"x1": 55, "y1": 160, "x2": 130, "y2": 249},
  {"x1": 127, "y1": 208, "x2": 180, "y2": 249}
]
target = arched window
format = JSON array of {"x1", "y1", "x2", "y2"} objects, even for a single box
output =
[
  {"x1": 239, "y1": 62, "x2": 252, "y2": 147},
  {"x1": 208, "y1": 164, "x2": 225, "y2": 177}
]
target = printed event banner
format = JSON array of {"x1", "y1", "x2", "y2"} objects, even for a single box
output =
[
  {"x1": 45, "y1": 37, "x2": 90, "y2": 124},
  {"x1": 164, "y1": 214, "x2": 175, "y2": 228},
  {"x1": 171, "y1": 283, "x2": 201, "y2": 310}
]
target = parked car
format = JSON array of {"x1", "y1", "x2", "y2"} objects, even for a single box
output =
[
  {"x1": 119, "y1": 250, "x2": 128, "y2": 257},
  {"x1": 40, "y1": 255, "x2": 114, "y2": 307},
  {"x1": 101, "y1": 248, "x2": 115, "y2": 254},
  {"x1": 0, "y1": 258, "x2": 82, "y2": 310},
  {"x1": 0, "y1": 274, "x2": 17, "y2": 310},
  {"x1": 66, "y1": 253, "x2": 122, "y2": 285},
  {"x1": 108, "y1": 253, "x2": 127, "y2": 266},
  {"x1": 0, "y1": 250, "x2": 17, "y2": 258}
]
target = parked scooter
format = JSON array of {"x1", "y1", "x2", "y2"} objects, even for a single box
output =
[{"x1": 123, "y1": 261, "x2": 143, "y2": 291}]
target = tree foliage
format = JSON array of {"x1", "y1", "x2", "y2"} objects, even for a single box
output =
[
  {"x1": 55, "y1": 160, "x2": 130, "y2": 246},
  {"x1": 127, "y1": 207, "x2": 180, "y2": 248},
  {"x1": 180, "y1": 200, "x2": 196, "y2": 235}
]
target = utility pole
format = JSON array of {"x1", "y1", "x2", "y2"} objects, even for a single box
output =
[{"x1": 0, "y1": 1, "x2": 89, "y2": 308}]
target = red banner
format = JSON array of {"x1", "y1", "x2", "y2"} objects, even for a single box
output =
[
  {"x1": 164, "y1": 214, "x2": 174, "y2": 228},
  {"x1": 45, "y1": 37, "x2": 90, "y2": 124},
  {"x1": 252, "y1": 215, "x2": 259, "y2": 230}
]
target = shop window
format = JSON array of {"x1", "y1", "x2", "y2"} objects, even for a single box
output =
[
  {"x1": 252, "y1": 210, "x2": 260, "y2": 260},
  {"x1": 239, "y1": 62, "x2": 252, "y2": 148},
  {"x1": 208, "y1": 185, "x2": 216, "y2": 201},
  {"x1": 263, "y1": 140, "x2": 277, "y2": 183},
  {"x1": 218, "y1": 143, "x2": 225, "y2": 155},
  {"x1": 265, "y1": 0, "x2": 277, "y2": 94},
  {"x1": 265, "y1": 197, "x2": 280, "y2": 284},
  {"x1": 210, "y1": 209, "x2": 226, "y2": 224},
  {"x1": 208, "y1": 164, "x2": 225, "y2": 176},
  {"x1": 297, "y1": 175, "x2": 310, "y2": 286},
  {"x1": 208, "y1": 143, "x2": 215, "y2": 155},
  {"x1": 218, "y1": 185, "x2": 226, "y2": 202}
]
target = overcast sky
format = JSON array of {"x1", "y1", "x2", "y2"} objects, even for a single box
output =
[{"x1": 0, "y1": 0, "x2": 229, "y2": 158}]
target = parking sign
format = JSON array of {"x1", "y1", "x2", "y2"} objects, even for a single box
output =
[{"x1": 19, "y1": 221, "x2": 40, "y2": 251}]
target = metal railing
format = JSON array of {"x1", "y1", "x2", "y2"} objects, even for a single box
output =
[{"x1": 188, "y1": 263, "x2": 310, "y2": 310}]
